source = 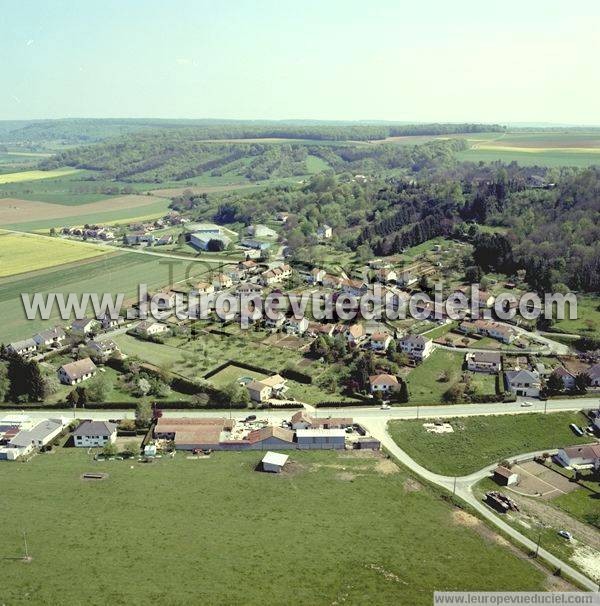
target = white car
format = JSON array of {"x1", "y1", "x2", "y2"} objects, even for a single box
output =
[
  {"x1": 380, "y1": 404, "x2": 391, "y2": 410},
  {"x1": 558, "y1": 530, "x2": 573, "y2": 541},
  {"x1": 520, "y1": 401, "x2": 533, "y2": 407}
]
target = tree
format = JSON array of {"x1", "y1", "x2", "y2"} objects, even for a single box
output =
[
  {"x1": 123, "y1": 441, "x2": 139, "y2": 457},
  {"x1": 85, "y1": 373, "x2": 112, "y2": 402},
  {"x1": 102, "y1": 441, "x2": 118, "y2": 457},
  {"x1": 545, "y1": 372, "x2": 564, "y2": 394},
  {"x1": 221, "y1": 381, "x2": 250, "y2": 406},
  {"x1": 207, "y1": 238, "x2": 225, "y2": 252},
  {"x1": 135, "y1": 400, "x2": 152, "y2": 428},
  {"x1": 66, "y1": 389, "x2": 80, "y2": 407},
  {"x1": 574, "y1": 373, "x2": 591, "y2": 393},
  {"x1": 396, "y1": 380, "x2": 409, "y2": 403},
  {"x1": 0, "y1": 363, "x2": 9, "y2": 402}
]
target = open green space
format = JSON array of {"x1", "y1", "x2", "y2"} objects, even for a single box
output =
[
  {"x1": 0, "y1": 168, "x2": 80, "y2": 184},
  {"x1": 207, "y1": 363, "x2": 269, "y2": 387},
  {"x1": 551, "y1": 295, "x2": 600, "y2": 339},
  {"x1": 456, "y1": 148, "x2": 600, "y2": 168},
  {"x1": 388, "y1": 412, "x2": 594, "y2": 476},
  {"x1": 0, "y1": 449, "x2": 548, "y2": 605},
  {"x1": 404, "y1": 350, "x2": 466, "y2": 404}
]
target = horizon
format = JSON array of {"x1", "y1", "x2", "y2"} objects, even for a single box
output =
[{"x1": 3, "y1": 0, "x2": 600, "y2": 124}]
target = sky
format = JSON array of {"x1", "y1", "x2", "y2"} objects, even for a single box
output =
[{"x1": 2, "y1": 0, "x2": 600, "y2": 124}]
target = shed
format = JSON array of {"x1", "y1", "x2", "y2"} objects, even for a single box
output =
[
  {"x1": 261, "y1": 451, "x2": 289, "y2": 473},
  {"x1": 493, "y1": 466, "x2": 519, "y2": 486}
]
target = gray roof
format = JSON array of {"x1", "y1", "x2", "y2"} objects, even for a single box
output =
[
  {"x1": 469, "y1": 351, "x2": 501, "y2": 363},
  {"x1": 71, "y1": 318, "x2": 96, "y2": 331},
  {"x1": 9, "y1": 419, "x2": 64, "y2": 448},
  {"x1": 73, "y1": 420, "x2": 117, "y2": 438},
  {"x1": 59, "y1": 358, "x2": 97, "y2": 381},
  {"x1": 33, "y1": 327, "x2": 66, "y2": 343},
  {"x1": 9, "y1": 338, "x2": 37, "y2": 351}
]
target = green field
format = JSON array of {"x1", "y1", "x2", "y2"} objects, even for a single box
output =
[
  {"x1": 0, "y1": 232, "x2": 109, "y2": 277},
  {"x1": 0, "y1": 449, "x2": 548, "y2": 605},
  {"x1": 0, "y1": 253, "x2": 222, "y2": 343},
  {"x1": 405, "y1": 350, "x2": 466, "y2": 404},
  {"x1": 0, "y1": 168, "x2": 80, "y2": 184},
  {"x1": 208, "y1": 363, "x2": 269, "y2": 387},
  {"x1": 456, "y1": 148, "x2": 600, "y2": 168},
  {"x1": 551, "y1": 295, "x2": 600, "y2": 339},
  {"x1": 388, "y1": 412, "x2": 593, "y2": 476}
]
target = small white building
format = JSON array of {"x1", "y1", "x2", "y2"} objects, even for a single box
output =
[{"x1": 261, "y1": 451, "x2": 289, "y2": 473}]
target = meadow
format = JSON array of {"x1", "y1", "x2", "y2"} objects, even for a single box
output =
[
  {"x1": 551, "y1": 295, "x2": 600, "y2": 339},
  {"x1": 0, "y1": 168, "x2": 80, "y2": 184},
  {"x1": 388, "y1": 412, "x2": 593, "y2": 476},
  {"x1": 0, "y1": 231, "x2": 109, "y2": 277},
  {"x1": 0, "y1": 449, "x2": 549, "y2": 605},
  {"x1": 0, "y1": 252, "x2": 222, "y2": 342}
]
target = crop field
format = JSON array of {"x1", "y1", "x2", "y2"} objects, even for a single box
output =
[
  {"x1": 0, "y1": 231, "x2": 109, "y2": 277},
  {"x1": 388, "y1": 412, "x2": 593, "y2": 476},
  {"x1": 0, "y1": 448, "x2": 550, "y2": 605},
  {"x1": 0, "y1": 252, "x2": 220, "y2": 342},
  {"x1": 457, "y1": 131, "x2": 600, "y2": 167},
  {"x1": 0, "y1": 168, "x2": 80, "y2": 184},
  {"x1": 0, "y1": 196, "x2": 172, "y2": 231}
]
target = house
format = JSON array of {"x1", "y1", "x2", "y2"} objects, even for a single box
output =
[
  {"x1": 73, "y1": 420, "x2": 118, "y2": 448},
  {"x1": 265, "y1": 313, "x2": 285, "y2": 330},
  {"x1": 308, "y1": 322, "x2": 336, "y2": 337},
  {"x1": 190, "y1": 231, "x2": 231, "y2": 251},
  {"x1": 155, "y1": 234, "x2": 174, "y2": 246},
  {"x1": 247, "y1": 224, "x2": 277, "y2": 238},
  {"x1": 71, "y1": 317, "x2": 98, "y2": 336},
  {"x1": 261, "y1": 451, "x2": 289, "y2": 473},
  {"x1": 555, "y1": 444, "x2": 600, "y2": 469},
  {"x1": 87, "y1": 339, "x2": 120, "y2": 360},
  {"x1": 240, "y1": 239, "x2": 271, "y2": 251},
  {"x1": 369, "y1": 373, "x2": 399, "y2": 393},
  {"x1": 505, "y1": 369, "x2": 541, "y2": 398},
  {"x1": 97, "y1": 313, "x2": 125, "y2": 330},
  {"x1": 290, "y1": 410, "x2": 313, "y2": 430},
  {"x1": 493, "y1": 466, "x2": 519, "y2": 486},
  {"x1": 32, "y1": 327, "x2": 66, "y2": 348},
  {"x1": 459, "y1": 320, "x2": 516, "y2": 344},
  {"x1": 297, "y1": 428, "x2": 346, "y2": 450},
  {"x1": 236, "y1": 282, "x2": 263, "y2": 297},
  {"x1": 345, "y1": 324, "x2": 367, "y2": 347},
  {"x1": 195, "y1": 281, "x2": 215, "y2": 295},
  {"x1": 8, "y1": 418, "x2": 67, "y2": 451},
  {"x1": 375, "y1": 268, "x2": 398, "y2": 284},
  {"x1": 465, "y1": 352, "x2": 501, "y2": 373},
  {"x1": 316, "y1": 224, "x2": 332, "y2": 239},
  {"x1": 58, "y1": 358, "x2": 97, "y2": 385},
  {"x1": 341, "y1": 278, "x2": 367, "y2": 297},
  {"x1": 308, "y1": 268, "x2": 326, "y2": 284},
  {"x1": 136, "y1": 320, "x2": 169, "y2": 337},
  {"x1": 474, "y1": 290, "x2": 495, "y2": 308},
  {"x1": 552, "y1": 367, "x2": 576, "y2": 391},
  {"x1": 286, "y1": 317, "x2": 309, "y2": 336},
  {"x1": 260, "y1": 264, "x2": 292, "y2": 286},
  {"x1": 246, "y1": 374, "x2": 288, "y2": 402},
  {"x1": 398, "y1": 334, "x2": 433, "y2": 361},
  {"x1": 396, "y1": 270, "x2": 418, "y2": 287},
  {"x1": 322, "y1": 274, "x2": 343, "y2": 289},
  {"x1": 7, "y1": 339, "x2": 37, "y2": 357},
  {"x1": 586, "y1": 363, "x2": 600, "y2": 387},
  {"x1": 212, "y1": 273, "x2": 233, "y2": 290},
  {"x1": 239, "y1": 259, "x2": 258, "y2": 274},
  {"x1": 370, "y1": 332, "x2": 392, "y2": 352}
]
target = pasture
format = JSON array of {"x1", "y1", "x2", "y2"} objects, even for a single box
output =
[
  {"x1": 388, "y1": 411, "x2": 593, "y2": 476},
  {"x1": 0, "y1": 252, "x2": 220, "y2": 342},
  {"x1": 0, "y1": 231, "x2": 109, "y2": 277},
  {"x1": 0, "y1": 449, "x2": 549, "y2": 605},
  {"x1": 0, "y1": 168, "x2": 80, "y2": 184}
]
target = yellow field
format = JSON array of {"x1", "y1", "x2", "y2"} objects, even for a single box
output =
[
  {"x1": 0, "y1": 231, "x2": 109, "y2": 277},
  {"x1": 475, "y1": 145, "x2": 600, "y2": 154},
  {"x1": 0, "y1": 168, "x2": 80, "y2": 184}
]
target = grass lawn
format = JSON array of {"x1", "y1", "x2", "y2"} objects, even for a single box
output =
[
  {"x1": 0, "y1": 449, "x2": 548, "y2": 605},
  {"x1": 206, "y1": 363, "x2": 268, "y2": 387},
  {"x1": 551, "y1": 295, "x2": 600, "y2": 339},
  {"x1": 551, "y1": 484, "x2": 600, "y2": 529},
  {"x1": 468, "y1": 371, "x2": 498, "y2": 396},
  {"x1": 405, "y1": 349, "x2": 465, "y2": 404},
  {"x1": 0, "y1": 231, "x2": 109, "y2": 277},
  {"x1": 388, "y1": 412, "x2": 594, "y2": 476},
  {"x1": 0, "y1": 168, "x2": 80, "y2": 184}
]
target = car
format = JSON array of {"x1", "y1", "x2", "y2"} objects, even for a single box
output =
[
  {"x1": 244, "y1": 415, "x2": 257, "y2": 422},
  {"x1": 380, "y1": 404, "x2": 391, "y2": 410},
  {"x1": 558, "y1": 530, "x2": 573, "y2": 541},
  {"x1": 520, "y1": 401, "x2": 533, "y2": 407}
]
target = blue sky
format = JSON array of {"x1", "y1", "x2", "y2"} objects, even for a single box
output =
[{"x1": 3, "y1": 0, "x2": 600, "y2": 123}]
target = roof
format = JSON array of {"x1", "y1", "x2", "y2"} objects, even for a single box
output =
[
  {"x1": 9, "y1": 419, "x2": 65, "y2": 448},
  {"x1": 347, "y1": 324, "x2": 366, "y2": 338},
  {"x1": 34, "y1": 327, "x2": 66, "y2": 341},
  {"x1": 553, "y1": 367, "x2": 575, "y2": 379},
  {"x1": 561, "y1": 444, "x2": 600, "y2": 460},
  {"x1": 155, "y1": 417, "x2": 233, "y2": 435},
  {"x1": 248, "y1": 426, "x2": 295, "y2": 444},
  {"x1": 586, "y1": 363, "x2": 600, "y2": 379},
  {"x1": 467, "y1": 351, "x2": 501, "y2": 364},
  {"x1": 400, "y1": 334, "x2": 428, "y2": 346},
  {"x1": 371, "y1": 332, "x2": 391, "y2": 342},
  {"x1": 505, "y1": 369, "x2": 540, "y2": 384},
  {"x1": 261, "y1": 374, "x2": 286, "y2": 388},
  {"x1": 73, "y1": 420, "x2": 117, "y2": 438},
  {"x1": 71, "y1": 318, "x2": 95, "y2": 331},
  {"x1": 494, "y1": 466, "x2": 517, "y2": 479},
  {"x1": 291, "y1": 410, "x2": 312, "y2": 424},
  {"x1": 369, "y1": 373, "x2": 399, "y2": 386},
  {"x1": 9, "y1": 338, "x2": 37, "y2": 351},
  {"x1": 262, "y1": 451, "x2": 289, "y2": 467},
  {"x1": 89, "y1": 339, "x2": 118, "y2": 353},
  {"x1": 310, "y1": 417, "x2": 353, "y2": 428},
  {"x1": 59, "y1": 358, "x2": 97, "y2": 381}
]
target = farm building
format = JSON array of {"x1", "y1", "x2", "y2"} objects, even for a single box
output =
[
  {"x1": 493, "y1": 466, "x2": 519, "y2": 486},
  {"x1": 190, "y1": 231, "x2": 231, "y2": 251},
  {"x1": 261, "y1": 451, "x2": 289, "y2": 473},
  {"x1": 297, "y1": 429, "x2": 346, "y2": 450}
]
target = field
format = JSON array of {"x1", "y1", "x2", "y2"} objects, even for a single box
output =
[
  {"x1": 388, "y1": 412, "x2": 593, "y2": 476},
  {"x1": 551, "y1": 295, "x2": 600, "y2": 339},
  {"x1": 207, "y1": 363, "x2": 269, "y2": 387},
  {"x1": 0, "y1": 231, "x2": 109, "y2": 277},
  {"x1": 0, "y1": 448, "x2": 550, "y2": 605},
  {"x1": 0, "y1": 253, "x2": 222, "y2": 342},
  {"x1": 456, "y1": 131, "x2": 600, "y2": 167},
  {"x1": 0, "y1": 168, "x2": 80, "y2": 184},
  {"x1": 0, "y1": 195, "x2": 171, "y2": 230}
]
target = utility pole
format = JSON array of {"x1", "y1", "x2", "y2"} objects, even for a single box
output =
[
  {"x1": 535, "y1": 531, "x2": 542, "y2": 558},
  {"x1": 544, "y1": 398, "x2": 548, "y2": 414},
  {"x1": 453, "y1": 476, "x2": 457, "y2": 496}
]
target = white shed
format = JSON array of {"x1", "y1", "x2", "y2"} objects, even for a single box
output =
[{"x1": 262, "y1": 451, "x2": 289, "y2": 473}]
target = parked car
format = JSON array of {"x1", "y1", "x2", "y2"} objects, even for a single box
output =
[
  {"x1": 569, "y1": 423, "x2": 584, "y2": 436},
  {"x1": 520, "y1": 401, "x2": 533, "y2": 407},
  {"x1": 245, "y1": 415, "x2": 257, "y2": 422},
  {"x1": 380, "y1": 404, "x2": 391, "y2": 410},
  {"x1": 558, "y1": 530, "x2": 573, "y2": 541}
]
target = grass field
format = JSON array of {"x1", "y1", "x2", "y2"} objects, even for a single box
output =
[
  {"x1": 0, "y1": 231, "x2": 109, "y2": 277},
  {"x1": 388, "y1": 412, "x2": 593, "y2": 476},
  {"x1": 405, "y1": 350, "x2": 466, "y2": 404},
  {"x1": 0, "y1": 252, "x2": 221, "y2": 342},
  {"x1": 208, "y1": 363, "x2": 269, "y2": 387},
  {"x1": 551, "y1": 295, "x2": 600, "y2": 339},
  {"x1": 0, "y1": 448, "x2": 549, "y2": 605},
  {"x1": 0, "y1": 168, "x2": 80, "y2": 184}
]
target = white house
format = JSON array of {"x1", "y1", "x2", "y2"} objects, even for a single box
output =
[
  {"x1": 369, "y1": 373, "x2": 399, "y2": 393},
  {"x1": 505, "y1": 369, "x2": 541, "y2": 398},
  {"x1": 212, "y1": 273, "x2": 233, "y2": 290},
  {"x1": 316, "y1": 224, "x2": 332, "y2": 239},
  {"x1": 71, "y1": 318, "x2": 98, "y2": 336},
  {"x1": 136, "y1": 321, "x2": 169, "y2": 337},
  {"x1": 286, "y1": 317, "x2": 309, "y2": 335},
  {"x1": 58, "y1": 358, "x2": 97, "y2": 385},
  {"x1": 73, "y1": 420, "x2": 118, "y2": 448},
  {"x1": 398, "y1": 335, "x2": 433, "y2": 361},
  {"x1": 7, "y1": 339, "x2": 37, "y2": 357},
  {"x1": 346, "y1": 324, "x2": 367, "y2": 347},
  {"x1": 32, "y1": 327, "x2": 66, "y2": 348},
  {"x1": 87, "y1": 339, "x2": 120, "y2": 361},
  {"x1": 246, "y1": 375, "x2": 288, "y2": 402},
  {"x1": 555, "y1": 444, "x2": 600, "y2": 469},
  {"x1": 8, "y1": 418, "x2": 68, "y2": 451},
  {"x1": 552, "y1": 367, "x2": 576, "y2": 391},
  {"x1": 370, "y1": 332, "x2": 393, "y2": 352}
]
